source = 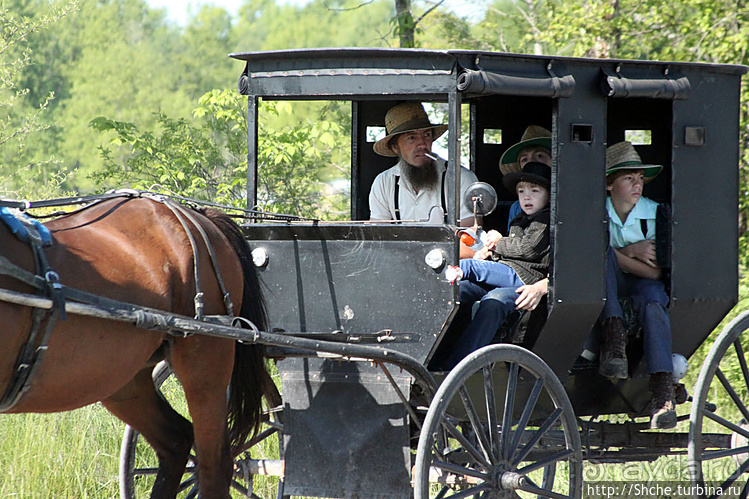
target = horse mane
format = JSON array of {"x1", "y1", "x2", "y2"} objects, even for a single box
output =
[{"x1": 201, "y1": 208, "x2": 275, "y2": 452}]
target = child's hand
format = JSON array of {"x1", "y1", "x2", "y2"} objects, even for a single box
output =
[
  {"x1": 484, "y1": 230, "x2": 502, "y2": 250},
  {"x1": 473, "y1": 247, "x2": 492, "y2": 260},
  {"x1": 621, "y1": 240, "x2": 657, "y2": 268}
]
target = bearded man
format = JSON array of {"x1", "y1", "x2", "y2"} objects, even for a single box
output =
[{"x1": 368, "y1": 102, "x2": 478, "y2": 226}]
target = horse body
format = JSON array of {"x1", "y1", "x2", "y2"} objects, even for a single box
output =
[{"x1": 0, "y1": 195, "x2": 270, "y2": 498}]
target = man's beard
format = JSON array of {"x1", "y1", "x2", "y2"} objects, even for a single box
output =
[{"x1": 402, "y1": 160, "x2": 438, "y2": 192}]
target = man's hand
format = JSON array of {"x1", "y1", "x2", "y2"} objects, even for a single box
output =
[
  {"x1": 620, "y1": 239, "x2": 657, "y2": 268},
  {"x1": 515, "y1": 278, "x2": 548, "y2": 311}
]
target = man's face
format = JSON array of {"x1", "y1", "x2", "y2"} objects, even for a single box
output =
[
  {"x1": 518, "y1": 147, "x2": 552, "y2": 168},
  {"x1": 517, "y1": 183, "x2": 549, "y2": 216},
  {"x1": 392, "y1": 128, "x2": 434, "y2": 167}
]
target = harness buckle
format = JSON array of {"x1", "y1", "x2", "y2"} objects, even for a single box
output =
[
  {"x1": 44, "y1": 270, "x2": 62, "y2": 290},
  {"x1": 223, "y1": 293, "x2": 234, "y2": 315},
  {"x1": 194, "y1": 291, "x2": 205, "y2": 320}
]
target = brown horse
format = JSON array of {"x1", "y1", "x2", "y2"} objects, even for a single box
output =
[{"x1": 0, "y1": 194, "x2": 273, "y2": 498}]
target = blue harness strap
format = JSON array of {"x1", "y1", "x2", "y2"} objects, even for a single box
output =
[{"x1": 0, "y1": 207, "x2": 52, "y2": 245}]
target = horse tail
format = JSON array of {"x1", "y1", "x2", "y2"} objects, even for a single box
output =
[{"x1": 203, "y1": 209, "x2": 275, "y2": 452}]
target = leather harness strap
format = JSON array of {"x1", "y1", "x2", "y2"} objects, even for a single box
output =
[
  {"x1": 0, "y1": 221, "x2": 62, "y2": 413},
  {"x1": 161, "y1": 199, "x2": 234, "y2": 318}
]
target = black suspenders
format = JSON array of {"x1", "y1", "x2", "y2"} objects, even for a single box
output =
[{"x1": 393, "y1": 170, "x2": 447, "y2": 221}]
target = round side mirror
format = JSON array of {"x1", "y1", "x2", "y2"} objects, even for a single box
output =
[{"x1": 463, "y1": 182, "x2": 497, "y2": 217}]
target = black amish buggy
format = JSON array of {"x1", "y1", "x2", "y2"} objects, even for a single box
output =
[{"x1": 117, "y1": 48, "x2": 749, "y2": 498}]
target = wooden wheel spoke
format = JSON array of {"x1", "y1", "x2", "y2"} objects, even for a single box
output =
[
  {"x1": 734, "y1": 340, "x2": 749, "y2": 397},
  {"x1": 181, "y1": 477, "x2": 199, "y2": 496},
  {"x1": 434, "y1": 487, "x2": 449, "y2": 499},
  {"x1": 508, "y1": 377, "x2": 544, "y2": 459},
  {"x1": 230, "y1": 479, "x2": 250, "y2": 494},
  {"x1": 442, "y1": 484, "x2": 492, "y2": 499},
  {"x1": 518, "y1": 479, "x2": 571, "y2": 499},
  {"x1": 714, "y1": 457, "x2": 749, "y2": 498},
  {"x1": 458, "y1": 384, "x2": 494, "y2": 465},
  {"x1": 481, "y1": 363, "x2": 499, "y2": 461},
  {"x1": 500, "y1": 362, "x2": 518, "y2": 461},
  {"x1": 704, "y1": 410, "x2": 749, "y2": 441},
  {"x1": 440, "y1": 415, "x2": 492, "y2": 470},
  {"x1": 132, "y1": 466, "x2": 159, "y2": 476},
  {"x1": 517, "y1": 448, "x2": 574, "y2": 474},
  {"x1": 511, "y1": 408, "x2": 563, "y2": 467},
  {"x1": 702, "y1": 444, "x2": 749, "y2": 461},
  {"x1": 715, "y1": 367, "x2": 749, "y2": 423},
  {"x1": 432, "y1": 457, "x2": 489, "y2": 482}
]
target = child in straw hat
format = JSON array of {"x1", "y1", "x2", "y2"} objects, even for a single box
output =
[
  {"x1": 437, "y1": 162, "x2": 551, "y2": 370},
  {"x1": 599, "y1": 141, "x2": 675, "y2": 429},
  {"x1": 499, "y1": 125, "x2": 552, "y2": 230}
]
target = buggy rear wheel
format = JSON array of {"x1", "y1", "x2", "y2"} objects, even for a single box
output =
[
  {"x1": 118, "y1": 361, "x2": 286, "y2": 498},
  {"x1": 689, "y1": 310, "x2": 749, "y2": 497},
  {"x1": 414, "y1": 344, "x2": 582, "y2": 498}
]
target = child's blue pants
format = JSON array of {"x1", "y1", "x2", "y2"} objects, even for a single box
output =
[{"x1": 604, "y1": 246, "x2": 673, "y2": 374}]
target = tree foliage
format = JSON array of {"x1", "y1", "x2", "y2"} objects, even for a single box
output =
[
  {"x1": 90, "y1": 91, "x2": 349, "y2": 219},
  {"x1": 0, "y1": 0, "x2": 79, "y2": 199}
]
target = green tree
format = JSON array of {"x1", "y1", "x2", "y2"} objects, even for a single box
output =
[
  {"x1": 0, "y1": 0, "x2": 78, "y2": 198},
  {"x1": 91, "y1": 90, "x2": 349, "y2": 219}
]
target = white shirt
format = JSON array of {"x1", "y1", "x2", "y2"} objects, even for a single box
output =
[{"x1": 369, "y1": 159, "x2": 479, "y2": 222}]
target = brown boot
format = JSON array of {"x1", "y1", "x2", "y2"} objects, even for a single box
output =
[
  {"x1": 650, "y1": 372, "x2": 677, "y2": 429},
  {"x1": 599, "y1": 317, "x2": 628, "y2": 379}
]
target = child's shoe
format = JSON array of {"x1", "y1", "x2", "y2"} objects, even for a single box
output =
[{"x1": 444, "y1": 265, "x2": 463, "y2": 284}]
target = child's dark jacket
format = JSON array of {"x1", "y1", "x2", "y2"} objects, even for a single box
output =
[{"x1": 491, "y1": 207, "x2": 550, "y2": 284}]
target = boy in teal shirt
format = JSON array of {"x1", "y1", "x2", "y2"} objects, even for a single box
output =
[{"x1": 599, "y1": 141, "x2": 675, "y2": 429}]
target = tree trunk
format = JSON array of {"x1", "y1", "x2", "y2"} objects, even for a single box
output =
[{"x1": 394, "y1": 0, "x2": 415, "y2": 48}]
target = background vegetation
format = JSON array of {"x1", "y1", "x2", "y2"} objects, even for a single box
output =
[{"x1": 1, "y1": 0, "x2": 748, "y2": 496}]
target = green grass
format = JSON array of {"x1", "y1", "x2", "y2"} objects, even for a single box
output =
[{"x1": 0, "y1": 405, "x2": 122, "y2": 498}]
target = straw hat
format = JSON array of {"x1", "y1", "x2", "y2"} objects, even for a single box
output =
[
  {"x1": 503, "y1": 161, "x2": 551, "y2": 191},
  {"x1": 373, "y1": 102, "x2": 448, "y2": 157},
  {"x1": 606, "y1": 141, "x2": 662, "y2": 182},
  {"x1": 499, "y1": 125, "x2": 552, "y2": 175}
]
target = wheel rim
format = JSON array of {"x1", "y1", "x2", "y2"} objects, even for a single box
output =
[
  {"x1": 119, "y1": 361, "x2": 286, "y2": 498},
  {"x1": 414, "y1": 344, "x2": 582, "y2": 499},
  {"x1": 689, "y1": 311, "x2": 749, "y2": 498}
]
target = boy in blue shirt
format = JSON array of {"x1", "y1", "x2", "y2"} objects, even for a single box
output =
[{"x1": 599, "y1": 141, "x2": 675, "y2": 429}]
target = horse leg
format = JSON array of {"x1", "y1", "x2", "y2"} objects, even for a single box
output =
[
  {"x1": 169, "y1": 336, "x2": 236, "y2": 499},
  {"x1": 102, "y1": 367, "x2": 194, "y2": 499}
]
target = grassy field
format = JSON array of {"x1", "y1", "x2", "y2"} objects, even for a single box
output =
[
  {"x1": 2, "y1": 284, "x2": 749, "y2": 498},
  {"x1": 0, "y1": 405, "x2": 123, "y2": 498}
]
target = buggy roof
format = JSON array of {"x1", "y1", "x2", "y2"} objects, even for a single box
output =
[{"x1": 230, "y1": 47, "x2": 746, "y2": 101}]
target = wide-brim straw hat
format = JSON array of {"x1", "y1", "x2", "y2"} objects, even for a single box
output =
[
  {"x1": 373, "y1": 102, "x2": 448, "y2": 157},
  {"x1": 503, "y1": 161, "x2": 552, "y2": 191},
  {"x1": 606, "y1": 141, "x2": 662, "y2": 182},
  {"x1": 499, "y1": 125, "x2": 552, "y2": 175}
]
